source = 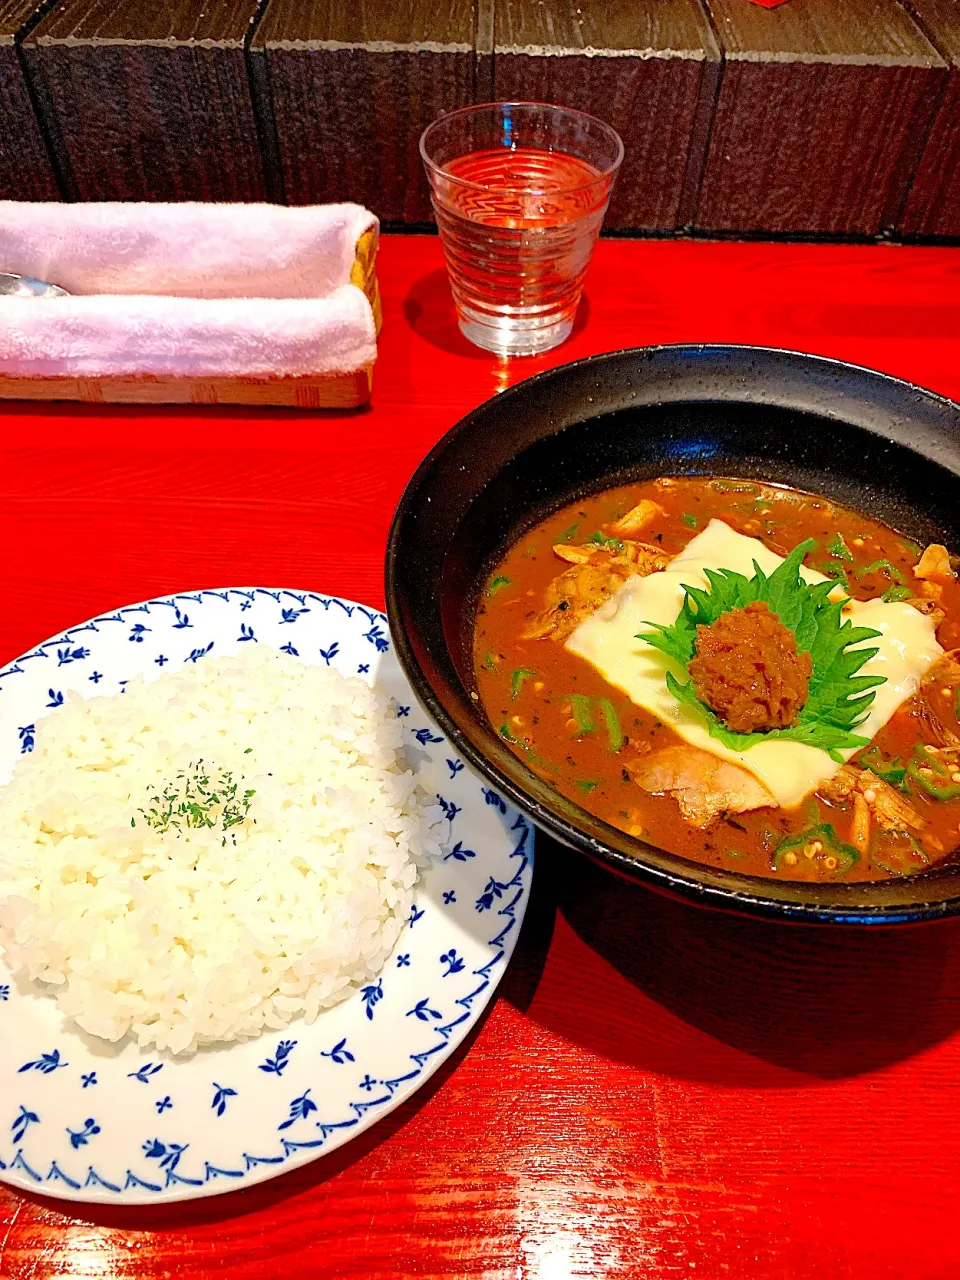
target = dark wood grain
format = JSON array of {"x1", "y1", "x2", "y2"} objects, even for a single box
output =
[
  {"x1": 475, "y1": 0, "x2": 494, "y2": 104},
  {"x1": 697, "y1": 0, "x2": 946, "y2": 236},
  {"x1": 5, "y1": 235, "x2": 960, "y2": 1276},
  {"x1": 21, "y1": 0, "x2": 266, "y2": 202},
  {"x1": 0, "y1": 0, "x2": 59, "y2": 198},
  {"x1": 492, "y1": 0, "x2": 720, "y2": 231},
  {"x1": 897, "y1": 0, "x2": 960, "y2": 239},
  {"x1": 251, "y1": 0, "x2": 476, "y2": 222}
]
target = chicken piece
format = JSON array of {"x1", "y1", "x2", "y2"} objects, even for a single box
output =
[
  {"x1": 612, "y1": 540, "x2": 671, "y2": 574},
  {"x1": 820, "y1": 765, "x2": 925, "y2": 832},
  {"x1": 850, "y1": 792, "x2": 871, "y2": 855},
  {"x1": 916, "y1": 579, "x2": 944, "y2": 602},
  {"x1": 521, "y1": 556, "x2": 637, "y2": 642},
  {"x1": 921, "y1": 649, "x2": 960, "y2": 692},
  {"x1": 918, "y1": 649, "x2": 960, "y2": 748},
  {"x1": 526, "y1": 542, "x2": 671, "y2": 643},
  {"x1": 552, "y1": 543, "x2": 595, "y2": 565},
  {"x1": 915, "y1": 543, "x2": 953, "y2": 582},
  {"x1": 819, "y1": 764, "x2": 858, "y2": 801},
  {"x1": 607, "y1": 499, "x2": 664, "y2": 538},
  {"x1": 859, "y1": 769, "x2": 926, "y2": 832},
  {"x1": 627, "y1": 745, "x2": 775, "y2": 829},
  {"x1": 905, "y1": 595, "x2": 946, "y2": 630},
  {"x1": 551, "y1": 538, "x2": 670, "y2": 572}
]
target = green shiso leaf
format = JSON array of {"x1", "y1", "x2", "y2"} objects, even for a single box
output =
[{"x1": 636, "y1": 537, "x2": 887, "y2": 760}]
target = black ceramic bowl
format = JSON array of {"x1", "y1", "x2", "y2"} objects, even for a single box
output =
[{"x1": 386, "y1": 345, "x2": 960, "y2": 924}]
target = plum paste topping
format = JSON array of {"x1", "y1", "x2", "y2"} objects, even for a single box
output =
[{"x1": 688, "y1": 599, "x2": 812, "y2": 733}]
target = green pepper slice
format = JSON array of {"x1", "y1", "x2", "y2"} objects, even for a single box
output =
[
  {"x1": 826, "y1": 533, "x2": 854, "y2": 563},
  {"x1": 818, "y1": 561, "x2": 851, "y2": 591},
  {"x1": 569, "y1": 695, "x2": 595, "y2": 736},
  {"x1": 587, "y1": 531, "x2": 624, "y2": 552},
  {"x1": 510, "y1": 667, "x2": 534, "y2": 699},
  {"x1": 857, "y1": 559, "x2": 907, "y2": 585},
  {"x1": 597, "y1": 697, "x2": 624, "y2": 752}
]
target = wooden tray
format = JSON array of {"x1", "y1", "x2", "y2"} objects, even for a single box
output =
[{"x1": 0, "y1": 226, "x2": 381, "y2": 410}]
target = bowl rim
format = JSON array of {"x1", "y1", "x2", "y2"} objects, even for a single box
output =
[{"x1": 386, "y1": 343, "x2": 960, "y2": 925}]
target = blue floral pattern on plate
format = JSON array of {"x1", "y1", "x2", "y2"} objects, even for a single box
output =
[{"x1": 0, "y1": 589, "x2": 533, "y2": 1204}]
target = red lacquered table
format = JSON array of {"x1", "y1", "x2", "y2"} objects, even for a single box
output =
[{"x1": 3, "y1": 236, "x2": 960, "y2": 1279}]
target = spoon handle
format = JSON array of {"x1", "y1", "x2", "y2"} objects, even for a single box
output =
[{"x1": 0, "y1": 273, "x2": 69, "y2": 298}]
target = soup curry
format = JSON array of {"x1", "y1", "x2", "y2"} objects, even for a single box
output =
[{"x1": 473, "y1": 477, "x2": 960, "y2": 882}]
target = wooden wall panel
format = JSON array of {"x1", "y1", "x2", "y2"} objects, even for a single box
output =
[
  {"x1": 492, "y1": 0, "x2": 720, "y2": 232},
  {"x1": 897, "y1": 0, "x2": 960, "y2": 239},
  {"x1": 697, "y1": 0, "x2": 946, "y2": 237},
  {"x1": 1, "y1": 0, "x2": 959, "y2": 240},
  {"x1": 251, "y1": 0, "x2": 477, "y2": 223},
  {"x1": 0, "y1": 0, "x2": 58, "y2": 198},
  {"x1": 21, "y1": 0, "x2": 266, "y2": 202}
]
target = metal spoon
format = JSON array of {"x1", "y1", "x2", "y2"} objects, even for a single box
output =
[{"x1": 0, "y1": 273, "x2": 69, "y2": 298}]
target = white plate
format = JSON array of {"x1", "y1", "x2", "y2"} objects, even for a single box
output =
[{"x1": 0, "y1": 589, "x2": 533, "y2": 1203}]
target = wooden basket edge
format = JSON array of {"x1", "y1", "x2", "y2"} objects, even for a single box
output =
[{"x1": 0, "y1": 366, "x2": 375, "y2": 409}]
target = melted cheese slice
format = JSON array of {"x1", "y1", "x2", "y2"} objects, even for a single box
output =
[{"x1": 566, "y1": 519, "x2": 943, "y2": 808}]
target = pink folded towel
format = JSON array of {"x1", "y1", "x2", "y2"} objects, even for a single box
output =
[
  {"x1": 0, "y1": 202, "x2": 379, "y2": 379},
  {"x1": 0, "y1": 288, "x2": 377, "y2": 378},
  {"x1": 0, "y1": 201, "x2": 376, "y2": 299}
]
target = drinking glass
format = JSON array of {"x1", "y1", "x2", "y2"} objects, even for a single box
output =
[{"x1": 420, "y1": 102, "x2": 623, "y2": 357}]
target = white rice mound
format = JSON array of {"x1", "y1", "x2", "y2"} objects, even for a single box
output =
[{"x1": 0, "y1": 646, "x2": 442, "y2": 1055}]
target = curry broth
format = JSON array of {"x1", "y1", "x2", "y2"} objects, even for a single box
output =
[{"x1": 473, "y1": 476, "x2": 960, "y2": 882}]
